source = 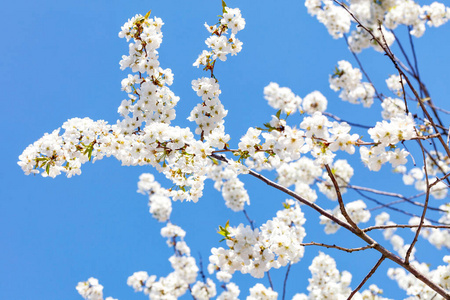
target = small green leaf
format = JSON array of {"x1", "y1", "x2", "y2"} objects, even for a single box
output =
[
  {"x1": 88, "y1": 147, "x2": 93, "y2": 161},
  {"x1": 275, "y1": 109, "x2": 282, "y2": 119},
  {"x1": 222, "y1": 0, "x2": 228, "y2": 13},
  {"x1": 144, "y1": 10, "x2": 152, "y2": 19},
  {"x1": 45, "y1": 163, "x2": 50, "y2": 175},
  {"x1": 217, "y1": 220, "x2": 231, "y2": 238}
]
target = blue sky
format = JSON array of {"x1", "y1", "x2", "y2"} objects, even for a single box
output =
[{"x1": 2, "y1": 0, "x2": 450, "y2": 299}]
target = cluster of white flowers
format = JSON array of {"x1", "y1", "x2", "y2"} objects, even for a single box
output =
[
  {"x1": 388, "y1": 256, "x2": 450, "y2": 299},
  {"x1": 329, "y1": 60, "x2": 375, "y2": 107},
  {"x1": 264, "y1": 84, "x2": 329, "y2": 117},
  {"x1": 117, "y1": 14, "x2": 178, "y2": 128},
  {"x1": 396, "y1": 162, "x2": 449, "y2": 200},
  {"x1": 292, "y1": 252, "x2": 388, "y2": 299},
  {"x1": 208, "y1": 199, "x2": 306, "y2": 279},
  {"x1": 137, "y1": 173, "x2": 172, "y2": 222},
  {"x1": 217, "y1": 282, "x2": 240, "y2": 300},
  {"x1": 189, "y1": 6, "x2": 245, "y2": 143},
  {"x1": 381, "y1": 97, "x2": 406, "y2": 120},
  {"x1": 348, "y1": 24, "x2": 395, "y2": 53},
  {"x1": 76, "y1": 278, "x2": 117, "y2": 300},
  {"x1": 305, "y1": 0, "x2": 351, "y2": 38},
  {"x1": 302, "y1": 91, "x2": 328, "y2": 114},
  {"x1": 300, "y1": 112, "x2": 360, "y2": 164},
  {"x1": 239, "y1": 117, "x2": 308, "y2": 165},
  {"x1": 239, "y1": 107, "x2": 361, "y2": 169},
  {"x1": 385, "y1": 1, "x2": 450, "y2": 37},
  {"x1": 360, "y1": 145, "x2": 408, "y2": 171},
  {"x1": 18, "y1": 118, "x2": 111, "y2": 178},
  {"x1": 368, "y1": 114, "x2": 417, "y2": 146},
  {"x1": 247, "y1": 283, "x2": 278, "y2": 300},
  {"x1": 191, "y1": 278, "x2": 217, "y2": 300},
  {"x1": 189, "y1": 77, "x2": 229, "y2": 141},
  {"x1": 127, "y1": 223, "x2": 200, "y2": 299},
  {"x1": 264, "y1": 82, "x2": 302, "y2": 114},
  {"x1": 194, "y1": 6, "x2": 245, "y2": 67},
  {"x1": 206, "y1": 162, "x2": 250, "y2": 211},
  {"x1": 305, "y1": 0, "x2": 450, "y2": 51},
  {"x1": 385, "y1": 74, "x2": 405, "y2": 96},
  {"x1": 320, "y1": 199, "x2": 370, "y2": 234},
  {"x1": 360, "y1": 114, "x2": 417, "y2": 171},
  {"x1": 276, "y1": 157, "x2": 321, "y2": 202}
]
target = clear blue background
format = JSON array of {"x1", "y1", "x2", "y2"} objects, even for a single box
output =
[{"x1": 2, "y1": 1, "x2": 450, "y2": 299}]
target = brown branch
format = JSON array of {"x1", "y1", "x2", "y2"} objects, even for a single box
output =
[
  {"x1": 405, "y1": 139, "x2": 429, "y2": 264},
  {"x1": 348, "y1": 255, "x2": 386, "y2": 299},
  {"x1": 300, "y1": 242, "x2": 374, "y2": 253},
  {"x1": 363, "y1": 224, "x2": 450, "y2": 233},
  {"x1": 325, "y1": 164, "x2": 361, "y2": 232}
]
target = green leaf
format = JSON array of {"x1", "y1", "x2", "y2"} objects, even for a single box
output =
[
  {"x1": 275, "y1": 109, "x2": 282, "y2": 119},
  {"x1": 217, "y1": 220, "x2": 230, "y2": 238},
  {"x1": 45, "y1": 163, "x2": 50, "y2": 175},
  {"x1": 222, "y1": 0, "x2": 228, "y2": 13},
  {"x1": 88, "y1": 147, "x2": 93, "y2": 161},
  {"x1": 144, "y1": 10, "x2": 152, "y2": 19}
]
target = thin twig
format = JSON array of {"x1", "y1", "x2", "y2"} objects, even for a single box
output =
[
  {"x1": 325, "y1": 164, "x2": 361, "y2": 231},
  {"x1": 322, "y1": 111, "x2": 372, "y2": 129},
  {"x1": 347, "y1": 184, "x2": 445, "y2": 212},
  {"x1": 300, "y1": 242, "x2": 374, "y2": 253},
  {"x1": 363, "y1": 224, "x2": 450, "y2": 233},
  {"x1": 343, "y1": 33, "x2": 383, "y2": 102},
  {"x1": 282, "y1": 264, "x2": 291, "y2": 300},
  {"x1": 390, "y1": 29, "x2": 417, "y2": 77},
  {"x1": 198, "y1": 253, "x2": 207, "y2": 283},
  {"x1": 407, "y1": 26, "x2": 422, "y2": 99},
  {"x1": 266, "y1": 271, "x2": 274, "y2": 290},
  {"x1": 243, "y1": 209, "x2": 255, "y2": 230},
  {"x1": 347, "y1": 255, "x2": 386, "y2": 299}
]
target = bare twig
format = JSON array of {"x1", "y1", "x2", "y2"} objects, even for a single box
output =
[
  {"x1": 300, "y1": 242, "x2": 374, "y2": 253},
  {"x1": 325, "y1": 164, "x2": 361, "y2": 232},
  {"x1": 198, "y1": 253, "x2": 207, "y2": 283},
  {"x1": 347, "y1": 184, "x2": 445, "y2": 212},
  {"x1": 282, "y1": 264, "x2": 291, "y2": 300},
  {"x1": 266, "y1": 271, "x2": 274, "y2": 290},
  {"x1": 363, "y1": 224, "x2": 450, "y2": 233},
  {"x1": 343, "y1": 33, "x2": 383, "y2": 102},
  {"x1": 347, "y1": 255, "x2": 386, "y2": 299},
  {"x1": 243, "y1": 209, "x2": 255, "y2": 230},
  {"x1": 407, "y1": 26, "x2": 422, "y2": 98},
  {"x1": 405, "y1": 139, "x2": 430, "y2": 264},
  {"x1": 322, "y1": 111, "x2": 372, "y2": 129}
]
